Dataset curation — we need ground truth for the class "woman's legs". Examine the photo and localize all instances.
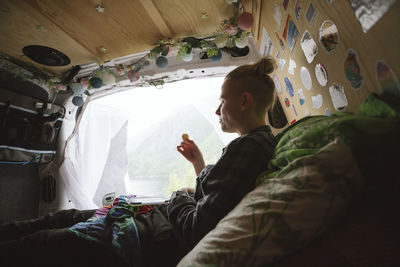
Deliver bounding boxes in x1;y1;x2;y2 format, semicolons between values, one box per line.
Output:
0;209;95;241
0;227;128;267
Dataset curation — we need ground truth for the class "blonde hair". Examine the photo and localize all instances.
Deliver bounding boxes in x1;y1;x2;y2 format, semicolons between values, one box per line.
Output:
225;57;276;115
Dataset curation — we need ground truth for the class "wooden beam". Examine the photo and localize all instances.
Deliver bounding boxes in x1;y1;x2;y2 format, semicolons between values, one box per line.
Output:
139;0;173;38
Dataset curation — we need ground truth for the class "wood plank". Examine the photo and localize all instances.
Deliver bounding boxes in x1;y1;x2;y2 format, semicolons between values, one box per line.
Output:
0;0;98;76
29;0;168;63
139;0;173;37
153;0;234;38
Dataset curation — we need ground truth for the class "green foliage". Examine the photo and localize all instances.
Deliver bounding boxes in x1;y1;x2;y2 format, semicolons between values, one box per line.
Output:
177;43;193;59
160;45;169;57
206;47;219;58
183;37;202;49
0;56;60;93
150;45;164;55
163;171;196;197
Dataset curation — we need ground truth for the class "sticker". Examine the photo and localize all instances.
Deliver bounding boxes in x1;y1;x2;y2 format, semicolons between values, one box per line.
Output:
300;31;318;63
276;50;281;59
284;76;294;97
305;2;317;26
325;108;332;116
305;109;311;116
315;63;328;86
260;27;274;57
292;104;298;116
282;15;299;52
280;58;286;69
274;4;282;26
295;0;302;20
288;58;297;75
312;94;323;109
273;75;283;94
376;61;400;96
284;97;290;107
301;66;312;90
319;20;339;52
349;0;396;33
275;32;285;50
297;88;306;106
329;83;348;110
283;0;289;10
344;49;364;89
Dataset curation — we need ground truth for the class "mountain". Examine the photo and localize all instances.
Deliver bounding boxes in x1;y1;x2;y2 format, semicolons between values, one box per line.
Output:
127;105;225;180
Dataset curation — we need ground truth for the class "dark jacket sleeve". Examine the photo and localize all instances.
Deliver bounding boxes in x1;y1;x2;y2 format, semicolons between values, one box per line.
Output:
167;137;274;249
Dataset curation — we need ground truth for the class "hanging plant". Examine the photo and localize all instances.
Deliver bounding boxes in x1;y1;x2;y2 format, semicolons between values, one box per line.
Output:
70;0;252;92
177;43;193;60
0;54;61;96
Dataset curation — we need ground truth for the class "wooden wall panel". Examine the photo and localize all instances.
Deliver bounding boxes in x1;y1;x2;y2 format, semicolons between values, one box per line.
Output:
30;0;163;63
0;0;235;76
257;0;400;123
0;0;95;75
153;0;234;38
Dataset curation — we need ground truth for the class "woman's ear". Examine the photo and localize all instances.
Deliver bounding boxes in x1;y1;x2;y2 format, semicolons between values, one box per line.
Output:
240;92;253;111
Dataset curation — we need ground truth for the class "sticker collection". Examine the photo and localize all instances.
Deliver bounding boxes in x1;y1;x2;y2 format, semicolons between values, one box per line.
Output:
265;0;398;126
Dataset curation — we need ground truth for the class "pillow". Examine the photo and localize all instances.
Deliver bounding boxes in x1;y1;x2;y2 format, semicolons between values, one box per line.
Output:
178;94;400;266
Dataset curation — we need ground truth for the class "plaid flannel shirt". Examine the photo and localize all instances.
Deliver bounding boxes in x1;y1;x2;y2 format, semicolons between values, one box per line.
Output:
167;125;277;250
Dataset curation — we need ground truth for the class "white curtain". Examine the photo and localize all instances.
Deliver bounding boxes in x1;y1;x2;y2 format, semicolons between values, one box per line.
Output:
54;102;129;210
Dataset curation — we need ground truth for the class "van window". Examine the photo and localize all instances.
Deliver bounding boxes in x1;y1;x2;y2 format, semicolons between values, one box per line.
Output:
93;77;237;198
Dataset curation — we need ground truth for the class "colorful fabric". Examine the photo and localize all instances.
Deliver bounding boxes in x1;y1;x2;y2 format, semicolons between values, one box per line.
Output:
69;195;150;267
167;126;277;250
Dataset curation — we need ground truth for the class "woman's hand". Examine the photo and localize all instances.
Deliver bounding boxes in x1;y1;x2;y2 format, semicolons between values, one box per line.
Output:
178;187;195;196
177;139;205;176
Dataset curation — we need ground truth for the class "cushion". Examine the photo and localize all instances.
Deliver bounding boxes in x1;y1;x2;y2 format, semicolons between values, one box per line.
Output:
178;94;400;266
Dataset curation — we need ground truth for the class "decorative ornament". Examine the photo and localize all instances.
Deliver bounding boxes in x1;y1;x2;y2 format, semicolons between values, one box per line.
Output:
237;12;254;30
56;83;67;92
72;96;84;106
115;64;125;75
284;97;290;107
36;25;47;32
102;72;116;85
71;2;254;94
200;12;208;20
235;32;249;48
161;45;170;57
214;35;228;48
96;5;105;13
315;63;328;86
344;49;363;89
71;82;85;94
80;77;89;89
210;50;222;62
183;50;194;62
89;77;103;88
319;20;339;52
127;69;140;82
155;56;168;69
222;24;238;36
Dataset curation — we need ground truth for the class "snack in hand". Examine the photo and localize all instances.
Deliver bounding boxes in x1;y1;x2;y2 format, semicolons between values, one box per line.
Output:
182;133;189;141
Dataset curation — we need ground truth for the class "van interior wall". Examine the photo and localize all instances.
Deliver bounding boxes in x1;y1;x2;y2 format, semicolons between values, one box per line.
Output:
253;0;399;122
0;164;39;221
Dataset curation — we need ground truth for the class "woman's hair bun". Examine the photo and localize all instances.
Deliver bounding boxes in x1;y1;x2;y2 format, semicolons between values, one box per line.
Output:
254;57;276;75
225;56;276;81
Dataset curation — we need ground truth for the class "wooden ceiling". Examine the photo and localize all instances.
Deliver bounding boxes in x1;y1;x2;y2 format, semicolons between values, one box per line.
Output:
0;0;237;76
